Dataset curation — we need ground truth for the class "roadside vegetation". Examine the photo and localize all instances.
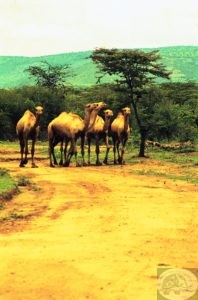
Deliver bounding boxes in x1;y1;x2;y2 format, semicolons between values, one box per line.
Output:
0;168;19;201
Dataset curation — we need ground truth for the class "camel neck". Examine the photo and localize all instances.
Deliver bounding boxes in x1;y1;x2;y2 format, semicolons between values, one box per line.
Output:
85;109;99;131
124;115;130;132
103;117;111;131
33;114;41;128
84;108;92;131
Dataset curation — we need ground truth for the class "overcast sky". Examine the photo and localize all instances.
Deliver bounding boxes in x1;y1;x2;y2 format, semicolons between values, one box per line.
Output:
0;0;197;56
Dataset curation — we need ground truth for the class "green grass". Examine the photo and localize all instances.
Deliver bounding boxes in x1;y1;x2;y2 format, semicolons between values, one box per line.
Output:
150;148;198;165
0;211;30;222
0;169;18;199
17;175;31;187
130;169;198;184
16;175;41;191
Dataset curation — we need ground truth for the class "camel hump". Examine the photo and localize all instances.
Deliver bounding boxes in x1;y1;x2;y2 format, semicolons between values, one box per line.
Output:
58;112;68;118
24;109;32;116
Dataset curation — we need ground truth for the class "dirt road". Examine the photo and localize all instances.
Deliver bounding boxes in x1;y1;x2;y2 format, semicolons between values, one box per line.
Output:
0;151;198;300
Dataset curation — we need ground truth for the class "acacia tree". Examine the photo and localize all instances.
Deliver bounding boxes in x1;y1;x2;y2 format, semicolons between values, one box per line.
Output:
90;48;171;156
25;61;71;90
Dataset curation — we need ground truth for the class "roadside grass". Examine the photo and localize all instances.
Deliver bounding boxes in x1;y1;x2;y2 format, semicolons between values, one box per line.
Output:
130;169;198;184
0;209;31;222
0;168;19;200
17;175;42;191
149;147;198;165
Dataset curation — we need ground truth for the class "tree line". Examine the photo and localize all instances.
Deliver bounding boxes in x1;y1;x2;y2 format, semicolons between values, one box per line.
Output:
0;49;197;157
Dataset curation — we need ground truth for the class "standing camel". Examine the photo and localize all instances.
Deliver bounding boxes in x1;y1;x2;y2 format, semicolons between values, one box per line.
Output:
16;106;44;168
48;101;107;167
111;107;131;165
87;109;113;165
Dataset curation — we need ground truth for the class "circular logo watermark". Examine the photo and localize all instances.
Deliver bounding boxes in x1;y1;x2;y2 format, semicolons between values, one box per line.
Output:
157;268;198;300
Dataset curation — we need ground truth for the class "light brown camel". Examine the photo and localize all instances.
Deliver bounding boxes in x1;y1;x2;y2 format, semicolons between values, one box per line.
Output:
16;106;44;168
48;101;107;167
87;109;114;165
111;107;131;165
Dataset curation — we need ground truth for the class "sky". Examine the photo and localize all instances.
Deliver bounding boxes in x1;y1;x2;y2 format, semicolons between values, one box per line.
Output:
0;0;197;56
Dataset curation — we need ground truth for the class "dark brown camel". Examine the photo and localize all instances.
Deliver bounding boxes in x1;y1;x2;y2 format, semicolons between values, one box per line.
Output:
87;109;114;165
48;102;107;167
16;106;43;167
111;107;131;165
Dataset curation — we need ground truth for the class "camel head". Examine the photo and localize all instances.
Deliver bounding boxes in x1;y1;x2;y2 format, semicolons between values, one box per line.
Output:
104;109;114;119
35;106;44;116
122;107;131;116
84;102;99;112
93;101;107;112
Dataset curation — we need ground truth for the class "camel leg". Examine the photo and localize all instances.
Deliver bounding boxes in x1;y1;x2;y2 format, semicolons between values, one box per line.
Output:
117;142;122;164
59;140;64;166
19;138;25;167
120;138;128;165
31;139;38;168
113;138;117;165
48;138;57;167
117;136;122;164
87;137;91;165
23;135;29;165
63;139;69;166
95;136;102;166
103;133;110;165
73;138;81;167
80;134;87;166
64;138;76;167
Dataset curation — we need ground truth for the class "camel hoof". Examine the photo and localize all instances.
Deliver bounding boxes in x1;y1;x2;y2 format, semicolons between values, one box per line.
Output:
19;164;25;168
118;158;123;164
23;159;28;165
31;164;38;168
103;159;108;165
59;160;63;166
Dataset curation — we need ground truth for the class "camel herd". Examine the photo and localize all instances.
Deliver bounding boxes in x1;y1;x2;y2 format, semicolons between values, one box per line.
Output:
16;102;131;168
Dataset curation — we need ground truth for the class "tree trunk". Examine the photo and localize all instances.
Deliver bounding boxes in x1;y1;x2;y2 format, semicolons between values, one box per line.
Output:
139;128;147;157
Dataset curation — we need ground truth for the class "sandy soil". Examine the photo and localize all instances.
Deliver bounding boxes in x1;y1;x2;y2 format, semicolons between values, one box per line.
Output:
0;147;198;300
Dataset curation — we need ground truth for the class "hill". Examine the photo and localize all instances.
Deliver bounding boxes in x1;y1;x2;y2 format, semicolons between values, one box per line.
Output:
0;46;197;88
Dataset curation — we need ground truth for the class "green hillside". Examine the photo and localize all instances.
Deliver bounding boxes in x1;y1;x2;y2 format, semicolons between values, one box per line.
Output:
0;46;197;88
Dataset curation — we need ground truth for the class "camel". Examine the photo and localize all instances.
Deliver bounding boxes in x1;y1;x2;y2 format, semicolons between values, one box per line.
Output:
16;106;44;168
111;107;131;165
48;101;107;167
87;109;113;165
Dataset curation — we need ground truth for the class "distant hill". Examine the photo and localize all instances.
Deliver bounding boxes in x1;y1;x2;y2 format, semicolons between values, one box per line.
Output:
0;46;197;88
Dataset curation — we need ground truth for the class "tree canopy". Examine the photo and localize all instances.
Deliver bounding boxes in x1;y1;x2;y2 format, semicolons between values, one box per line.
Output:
91;48;171;156
25;61;72;90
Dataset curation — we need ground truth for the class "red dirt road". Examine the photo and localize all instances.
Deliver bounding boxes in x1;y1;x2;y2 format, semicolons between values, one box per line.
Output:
0;152;198;299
